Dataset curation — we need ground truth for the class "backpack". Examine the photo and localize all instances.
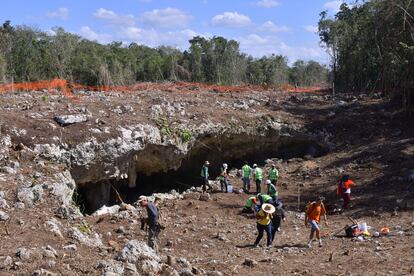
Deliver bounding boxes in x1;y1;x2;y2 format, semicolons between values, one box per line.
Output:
345;224;358;237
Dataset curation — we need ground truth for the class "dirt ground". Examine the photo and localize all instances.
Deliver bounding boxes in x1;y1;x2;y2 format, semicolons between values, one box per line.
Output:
0;85;413;275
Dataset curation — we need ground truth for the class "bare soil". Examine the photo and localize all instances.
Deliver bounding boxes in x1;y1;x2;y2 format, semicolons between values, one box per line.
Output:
0;85;413;275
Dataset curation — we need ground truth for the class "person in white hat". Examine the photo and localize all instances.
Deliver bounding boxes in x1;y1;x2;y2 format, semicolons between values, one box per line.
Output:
138;195;160;252
200;161;212;193
265;179;278;202
253;203;275;248
252;164;263;193
219;163;229;192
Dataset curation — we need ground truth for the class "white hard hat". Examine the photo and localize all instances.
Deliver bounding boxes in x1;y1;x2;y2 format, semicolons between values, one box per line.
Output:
265;180;271;185
223;163;228;168
253;164;257;168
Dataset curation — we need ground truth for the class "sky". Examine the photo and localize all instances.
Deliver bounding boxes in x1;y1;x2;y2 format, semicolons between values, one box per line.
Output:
0;0;349;64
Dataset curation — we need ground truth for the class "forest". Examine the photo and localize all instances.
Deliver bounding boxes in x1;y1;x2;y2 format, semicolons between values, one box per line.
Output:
0;21;327;87
318;0;414;111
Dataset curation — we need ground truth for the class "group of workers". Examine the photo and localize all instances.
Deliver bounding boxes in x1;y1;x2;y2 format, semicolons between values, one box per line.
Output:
138;160;356;252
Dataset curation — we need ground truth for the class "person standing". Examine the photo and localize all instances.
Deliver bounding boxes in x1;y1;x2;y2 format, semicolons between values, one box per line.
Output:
241;161;252;193
305;197;328;248
268;164;279;185
271;200;286;242
336;175;355;209
254;203;275;248
200;161;212;193
219;163;229;193
138;196;160;252
265;179;278;202
253;164;263;193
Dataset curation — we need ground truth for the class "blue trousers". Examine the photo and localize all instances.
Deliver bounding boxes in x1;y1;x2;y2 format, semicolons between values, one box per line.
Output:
254;223;272;246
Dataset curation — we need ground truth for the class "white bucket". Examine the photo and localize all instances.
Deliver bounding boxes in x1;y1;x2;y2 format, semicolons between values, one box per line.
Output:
227;185;233;193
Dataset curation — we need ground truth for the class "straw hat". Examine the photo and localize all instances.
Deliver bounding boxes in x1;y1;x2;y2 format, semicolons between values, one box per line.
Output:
261;203;275;214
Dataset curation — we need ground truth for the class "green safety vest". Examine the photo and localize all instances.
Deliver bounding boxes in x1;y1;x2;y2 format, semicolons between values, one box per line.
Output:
259;194;272;203
245;196;256;208
200;165;209;178
269;168;279;180
255;168;263;181
218;168;227;181
242;165;251;178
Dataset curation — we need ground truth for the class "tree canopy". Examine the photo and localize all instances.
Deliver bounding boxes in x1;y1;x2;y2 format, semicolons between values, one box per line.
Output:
0;21;328;87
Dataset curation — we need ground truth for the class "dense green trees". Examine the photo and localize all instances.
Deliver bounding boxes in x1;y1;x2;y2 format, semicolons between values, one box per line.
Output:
0;21;328;87
318;0;414;105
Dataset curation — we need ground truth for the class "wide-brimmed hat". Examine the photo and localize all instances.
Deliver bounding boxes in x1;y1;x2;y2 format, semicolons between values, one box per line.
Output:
262;203;275;214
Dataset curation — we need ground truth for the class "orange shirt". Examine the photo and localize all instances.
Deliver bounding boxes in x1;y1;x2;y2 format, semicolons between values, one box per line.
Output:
306;203;326;223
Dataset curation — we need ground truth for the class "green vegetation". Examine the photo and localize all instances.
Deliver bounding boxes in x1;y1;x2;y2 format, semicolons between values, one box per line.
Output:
0;21;327;87
318;0;414;113
178;129;192;143
155;116;193;143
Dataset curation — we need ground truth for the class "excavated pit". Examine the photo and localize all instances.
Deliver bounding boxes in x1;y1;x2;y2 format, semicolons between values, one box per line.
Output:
74;133;328;214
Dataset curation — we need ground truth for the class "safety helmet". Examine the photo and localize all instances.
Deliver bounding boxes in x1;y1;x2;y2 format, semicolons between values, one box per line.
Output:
253;164;257;168
265;180;271;185
223;163;228;168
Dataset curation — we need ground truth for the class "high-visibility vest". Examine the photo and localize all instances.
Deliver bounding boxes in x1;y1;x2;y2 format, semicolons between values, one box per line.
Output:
259;194;272;203
269;168;279;180
242;165;251;178
255;168;263;181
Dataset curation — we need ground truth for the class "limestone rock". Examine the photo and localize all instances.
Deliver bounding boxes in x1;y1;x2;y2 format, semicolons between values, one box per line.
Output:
44;218;63;238
69;227;103;247
54;114;88;126
117;240;161;275
0;256;13;270
92;205;120;216
0;210;9;221
242;258;257;267
199;193;210;202
96;260;124;275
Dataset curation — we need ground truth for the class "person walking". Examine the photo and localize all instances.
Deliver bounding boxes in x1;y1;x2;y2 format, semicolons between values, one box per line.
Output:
219;163;229;193
200;161;212;193
336;175;355;209
254;203;275;248
271;200;286;242
305;196;328;248
265;179;278;202
241;161;252;193
138;196;160;252
268;164;279;185
253;164;263;193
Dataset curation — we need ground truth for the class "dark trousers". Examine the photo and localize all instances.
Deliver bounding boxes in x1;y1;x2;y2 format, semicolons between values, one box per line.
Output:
202;177;211;192
271;216;282;241
255;180;262;193
220;178;229;192
270;179;277;185
343;193;351;209
254;223;272;246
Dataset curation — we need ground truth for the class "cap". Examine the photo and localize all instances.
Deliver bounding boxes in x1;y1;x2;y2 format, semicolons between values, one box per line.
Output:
138;195;148;203
265;180;271;185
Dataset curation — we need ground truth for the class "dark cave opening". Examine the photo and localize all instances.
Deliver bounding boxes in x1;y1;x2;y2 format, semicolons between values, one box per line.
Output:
74;135;328;215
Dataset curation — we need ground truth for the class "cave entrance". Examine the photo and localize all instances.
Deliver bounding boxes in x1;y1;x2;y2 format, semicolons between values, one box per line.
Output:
74;134;327;215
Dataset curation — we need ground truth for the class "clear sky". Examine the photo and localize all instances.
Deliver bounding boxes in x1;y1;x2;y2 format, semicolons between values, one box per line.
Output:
0;0;349;64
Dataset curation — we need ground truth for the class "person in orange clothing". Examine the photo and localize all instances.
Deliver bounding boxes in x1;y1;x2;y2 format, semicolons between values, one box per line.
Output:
305;197;328;248
336;175;356;209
